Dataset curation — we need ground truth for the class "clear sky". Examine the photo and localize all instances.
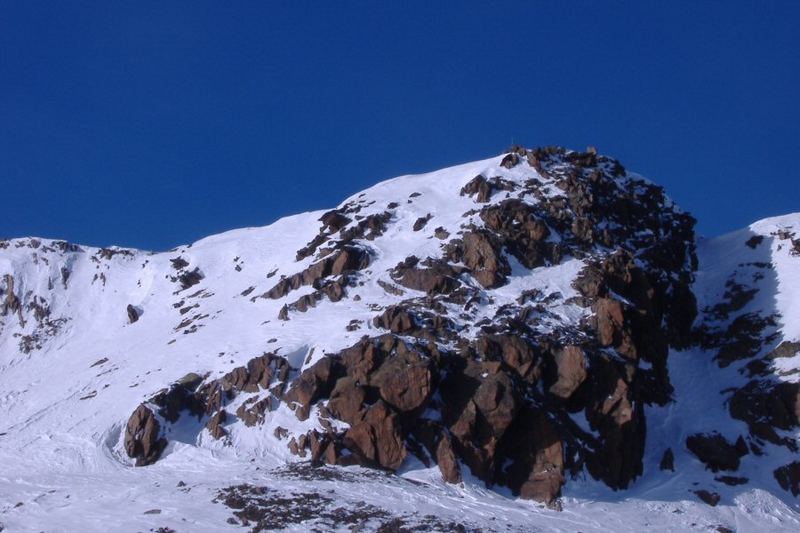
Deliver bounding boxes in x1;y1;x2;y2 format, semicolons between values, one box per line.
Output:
2;1;798;251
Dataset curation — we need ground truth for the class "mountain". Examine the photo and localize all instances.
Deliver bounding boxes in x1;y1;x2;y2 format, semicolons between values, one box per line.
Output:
1;146;798;532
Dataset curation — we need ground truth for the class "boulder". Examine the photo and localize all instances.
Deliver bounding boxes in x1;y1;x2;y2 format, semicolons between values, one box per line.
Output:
124;405;167;466
126;304;140;324
460;174;493;202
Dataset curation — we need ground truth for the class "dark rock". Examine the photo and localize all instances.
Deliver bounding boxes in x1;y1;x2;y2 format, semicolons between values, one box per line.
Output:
659;448;675;471
499;407;564;506
169;257;189;270
278;305;289;321
584;357;645;489
745;235;764;249
126;304;140;324
2;275;20;315
774;462;800;496
694;490;721;506
686;433;744;472
412;214;432;231
500;153;520;169
236;397;273;427
326;376;367;424
177;268;204;290
715;475;748;486
480;200;554;269
476;334;541;383
729;380;800;445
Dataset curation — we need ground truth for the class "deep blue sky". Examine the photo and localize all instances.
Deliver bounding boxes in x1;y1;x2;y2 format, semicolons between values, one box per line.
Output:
2;2;798;251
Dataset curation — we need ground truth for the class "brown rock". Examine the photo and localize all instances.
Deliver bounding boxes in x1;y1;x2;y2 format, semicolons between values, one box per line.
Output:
319;209;352;233
413;214;432;231
584;357;644;489
206;410;227;439
124;405;167;466
344;400;407;470
370;351;434;413
284;357;344;421
548;346;587;399
594;298;637;359
500;153;520;169
236;396;273;426
326;377;367;424
373;305;415;334
480;199;552;268
2;274;20;315
341;339;385;383
461;231;510;289
460;175;493;203
436;432;462;483
476;334;540;383
391;257;461;295
517;411;565;506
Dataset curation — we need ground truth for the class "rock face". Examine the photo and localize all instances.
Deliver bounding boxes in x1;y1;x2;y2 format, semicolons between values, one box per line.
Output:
115;146;701;506
257;146;698;505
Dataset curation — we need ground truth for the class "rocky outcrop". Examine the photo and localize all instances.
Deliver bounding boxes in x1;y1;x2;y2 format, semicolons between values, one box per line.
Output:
124;404;166;466
480;199;556;268
263;246;370;300
119;146;701;507
445;230;510;289
729;380;800;447
124;353;291;464
390;256;462;295
774;462;800;496
686;433;747;472
2;274;20;316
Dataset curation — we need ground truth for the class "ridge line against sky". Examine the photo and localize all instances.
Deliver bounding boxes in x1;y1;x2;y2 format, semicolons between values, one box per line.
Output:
1;1;798;251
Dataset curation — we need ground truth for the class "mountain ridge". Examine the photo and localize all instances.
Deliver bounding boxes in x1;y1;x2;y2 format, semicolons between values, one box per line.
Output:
1;146;798;532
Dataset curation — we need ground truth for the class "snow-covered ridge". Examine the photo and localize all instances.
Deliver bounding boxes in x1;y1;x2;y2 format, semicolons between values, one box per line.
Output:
1;147;798;532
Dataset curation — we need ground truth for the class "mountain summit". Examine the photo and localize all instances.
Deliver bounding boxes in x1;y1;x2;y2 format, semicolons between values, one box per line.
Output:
1;147;799;532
